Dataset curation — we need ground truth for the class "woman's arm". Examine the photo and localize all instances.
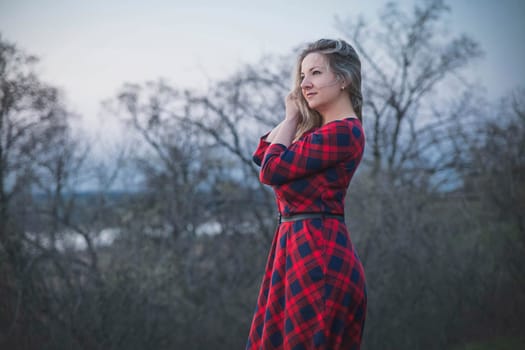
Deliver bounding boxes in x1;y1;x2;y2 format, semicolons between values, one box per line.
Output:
265;121;283;143
270;118;298;147
254;90;300;167
269;91;300;146
259;119;364;185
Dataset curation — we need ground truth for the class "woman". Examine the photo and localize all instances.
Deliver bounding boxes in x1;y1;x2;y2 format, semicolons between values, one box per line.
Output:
246;39;367;350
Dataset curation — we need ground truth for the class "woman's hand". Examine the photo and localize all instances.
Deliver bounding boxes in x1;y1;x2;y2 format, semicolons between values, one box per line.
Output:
285;89;301;122
266;90;301;147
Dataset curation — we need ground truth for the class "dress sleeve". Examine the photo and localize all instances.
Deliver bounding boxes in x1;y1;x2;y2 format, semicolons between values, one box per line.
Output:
252;131;271;166
259;120;364;185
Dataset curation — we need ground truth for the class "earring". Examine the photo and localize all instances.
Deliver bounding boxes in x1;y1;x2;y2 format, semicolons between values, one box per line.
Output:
341;86;345;91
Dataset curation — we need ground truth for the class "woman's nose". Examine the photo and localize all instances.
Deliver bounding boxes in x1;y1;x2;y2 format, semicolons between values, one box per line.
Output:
300;77;312;89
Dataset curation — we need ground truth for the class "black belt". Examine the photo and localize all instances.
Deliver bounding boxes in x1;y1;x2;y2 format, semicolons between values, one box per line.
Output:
278;212;344;224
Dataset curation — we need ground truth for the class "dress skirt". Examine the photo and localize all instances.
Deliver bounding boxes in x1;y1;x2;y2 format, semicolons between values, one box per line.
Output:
245;216;367;350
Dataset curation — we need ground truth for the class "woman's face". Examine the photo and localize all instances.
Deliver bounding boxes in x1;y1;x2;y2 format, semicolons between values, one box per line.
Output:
300;52;343;112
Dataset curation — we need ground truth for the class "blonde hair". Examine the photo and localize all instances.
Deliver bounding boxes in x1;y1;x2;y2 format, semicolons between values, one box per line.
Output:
293;38;363;140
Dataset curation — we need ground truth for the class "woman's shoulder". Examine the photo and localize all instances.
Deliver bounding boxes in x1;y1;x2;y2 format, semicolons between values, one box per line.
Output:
318;116;361;132
326;116;360;125
296;117;361;143
318;117;364;143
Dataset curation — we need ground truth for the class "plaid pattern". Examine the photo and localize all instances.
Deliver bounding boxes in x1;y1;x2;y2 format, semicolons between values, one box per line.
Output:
247;118;367;349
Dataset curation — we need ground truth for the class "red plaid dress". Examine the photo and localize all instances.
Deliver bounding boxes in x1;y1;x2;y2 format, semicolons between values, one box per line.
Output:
246;117;367;350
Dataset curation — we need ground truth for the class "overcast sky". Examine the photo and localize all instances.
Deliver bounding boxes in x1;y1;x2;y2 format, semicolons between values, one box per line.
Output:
1;0;524;139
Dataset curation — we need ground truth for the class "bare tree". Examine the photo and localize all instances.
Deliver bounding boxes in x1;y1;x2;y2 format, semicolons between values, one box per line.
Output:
461;88;525;289
337;0;484;188
104;80;223;241
0;35;71;249
0;34;102;349
176;57;296;241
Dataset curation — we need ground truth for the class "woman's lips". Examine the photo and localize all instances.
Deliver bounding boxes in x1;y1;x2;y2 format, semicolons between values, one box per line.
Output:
305;92;317;99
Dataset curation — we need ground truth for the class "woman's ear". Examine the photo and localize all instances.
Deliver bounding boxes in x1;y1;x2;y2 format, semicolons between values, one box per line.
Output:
340;78;346;90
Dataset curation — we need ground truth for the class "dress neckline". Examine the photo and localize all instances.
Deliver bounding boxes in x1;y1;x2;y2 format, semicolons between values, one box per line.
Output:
321;116;360;127
297;117;360;141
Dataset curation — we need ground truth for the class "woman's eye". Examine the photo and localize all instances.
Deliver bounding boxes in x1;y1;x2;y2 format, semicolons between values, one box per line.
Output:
313;70;321;75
